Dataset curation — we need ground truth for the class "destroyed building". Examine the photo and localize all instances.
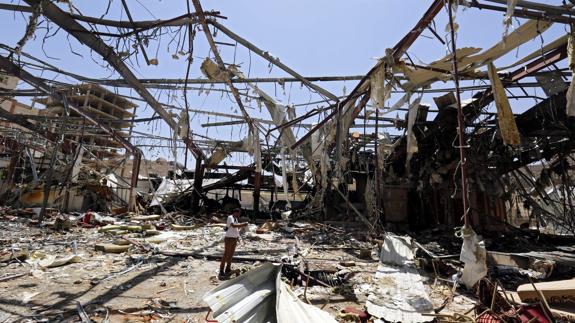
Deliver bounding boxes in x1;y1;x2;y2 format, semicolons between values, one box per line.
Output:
1;0;575;322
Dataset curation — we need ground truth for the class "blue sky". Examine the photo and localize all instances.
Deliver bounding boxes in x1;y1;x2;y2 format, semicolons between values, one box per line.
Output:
0;1;569;167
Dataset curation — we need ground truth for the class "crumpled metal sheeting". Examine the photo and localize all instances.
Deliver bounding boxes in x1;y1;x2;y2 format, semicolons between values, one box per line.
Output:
380;235;416;267
204;263;277;323
203;263;337;323
366;264;434;323
276;275;337;323
487;62;521;146
367;235;433;322
402;19;553;90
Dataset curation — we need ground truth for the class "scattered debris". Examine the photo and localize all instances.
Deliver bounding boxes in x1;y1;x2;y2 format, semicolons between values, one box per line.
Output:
1;1;575;322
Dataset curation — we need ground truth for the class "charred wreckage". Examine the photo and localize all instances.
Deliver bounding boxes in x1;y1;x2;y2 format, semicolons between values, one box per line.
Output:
1;1;575;322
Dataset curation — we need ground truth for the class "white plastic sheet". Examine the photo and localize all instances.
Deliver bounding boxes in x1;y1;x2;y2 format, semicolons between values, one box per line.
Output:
458;226;487;289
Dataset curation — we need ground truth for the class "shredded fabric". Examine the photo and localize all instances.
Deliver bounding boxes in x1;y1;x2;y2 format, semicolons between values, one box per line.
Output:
177;110;189;138
504;0;519;32
487;62;521;146
567;31;575;117
370;62;389;109
458;226;487;289
206;146;227;168
200;58;227;81
406;97;422;170
385;92;412;115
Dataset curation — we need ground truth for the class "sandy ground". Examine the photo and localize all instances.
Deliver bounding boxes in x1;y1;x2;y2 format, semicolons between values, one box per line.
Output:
0;216;382;322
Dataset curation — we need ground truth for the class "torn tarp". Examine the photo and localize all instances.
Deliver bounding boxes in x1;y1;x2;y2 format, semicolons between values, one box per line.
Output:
457;226;487;289
243;128;263;173
150;177;222;207
205;146;228;168
380;234;416;266
178;109;189;138
203;263;336;323
370;62;390;109
150;178;194;207
403;19;553;90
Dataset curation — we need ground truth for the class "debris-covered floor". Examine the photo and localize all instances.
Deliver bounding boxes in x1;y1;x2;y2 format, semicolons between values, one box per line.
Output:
3;208;575;322
2;210;388;322
2;0;575;322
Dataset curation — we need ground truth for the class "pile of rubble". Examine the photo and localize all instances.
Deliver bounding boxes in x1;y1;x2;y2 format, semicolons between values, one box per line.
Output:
1;208;574;322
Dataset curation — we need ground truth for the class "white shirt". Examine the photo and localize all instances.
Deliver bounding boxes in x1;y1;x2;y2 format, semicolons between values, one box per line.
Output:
225;215;240;238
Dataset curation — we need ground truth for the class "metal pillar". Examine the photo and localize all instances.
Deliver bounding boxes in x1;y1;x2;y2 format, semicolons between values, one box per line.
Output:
128;151;141;211
253;171;262;214
191;157;204;211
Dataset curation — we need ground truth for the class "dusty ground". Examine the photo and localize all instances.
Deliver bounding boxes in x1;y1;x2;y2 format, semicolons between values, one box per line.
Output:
0;215;381;322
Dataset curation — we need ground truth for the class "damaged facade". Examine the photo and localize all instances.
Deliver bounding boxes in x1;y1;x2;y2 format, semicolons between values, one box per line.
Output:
1;0;575;322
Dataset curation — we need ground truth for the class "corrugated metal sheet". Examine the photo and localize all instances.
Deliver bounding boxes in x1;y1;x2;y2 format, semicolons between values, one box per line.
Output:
366;264;434;323
203;263;336;323
366;235;433;323
150;178;220;206
276;276;336;323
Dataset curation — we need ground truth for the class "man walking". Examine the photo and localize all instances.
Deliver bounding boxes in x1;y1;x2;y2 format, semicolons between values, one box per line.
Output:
219;208;248;278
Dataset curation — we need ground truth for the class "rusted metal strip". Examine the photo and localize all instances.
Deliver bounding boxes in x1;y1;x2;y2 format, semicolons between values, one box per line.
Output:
191;1;255;130
509;44;568;81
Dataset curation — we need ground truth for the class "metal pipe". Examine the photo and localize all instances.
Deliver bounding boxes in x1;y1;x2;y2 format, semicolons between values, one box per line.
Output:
463;0;575;24
22;0;206;161
103;75;365;85
192;0;261;211
209;20;339;101
448;0;470;227
481;0;575;17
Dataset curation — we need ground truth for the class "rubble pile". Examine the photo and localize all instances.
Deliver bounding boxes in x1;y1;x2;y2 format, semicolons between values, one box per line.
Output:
1;0;575;322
